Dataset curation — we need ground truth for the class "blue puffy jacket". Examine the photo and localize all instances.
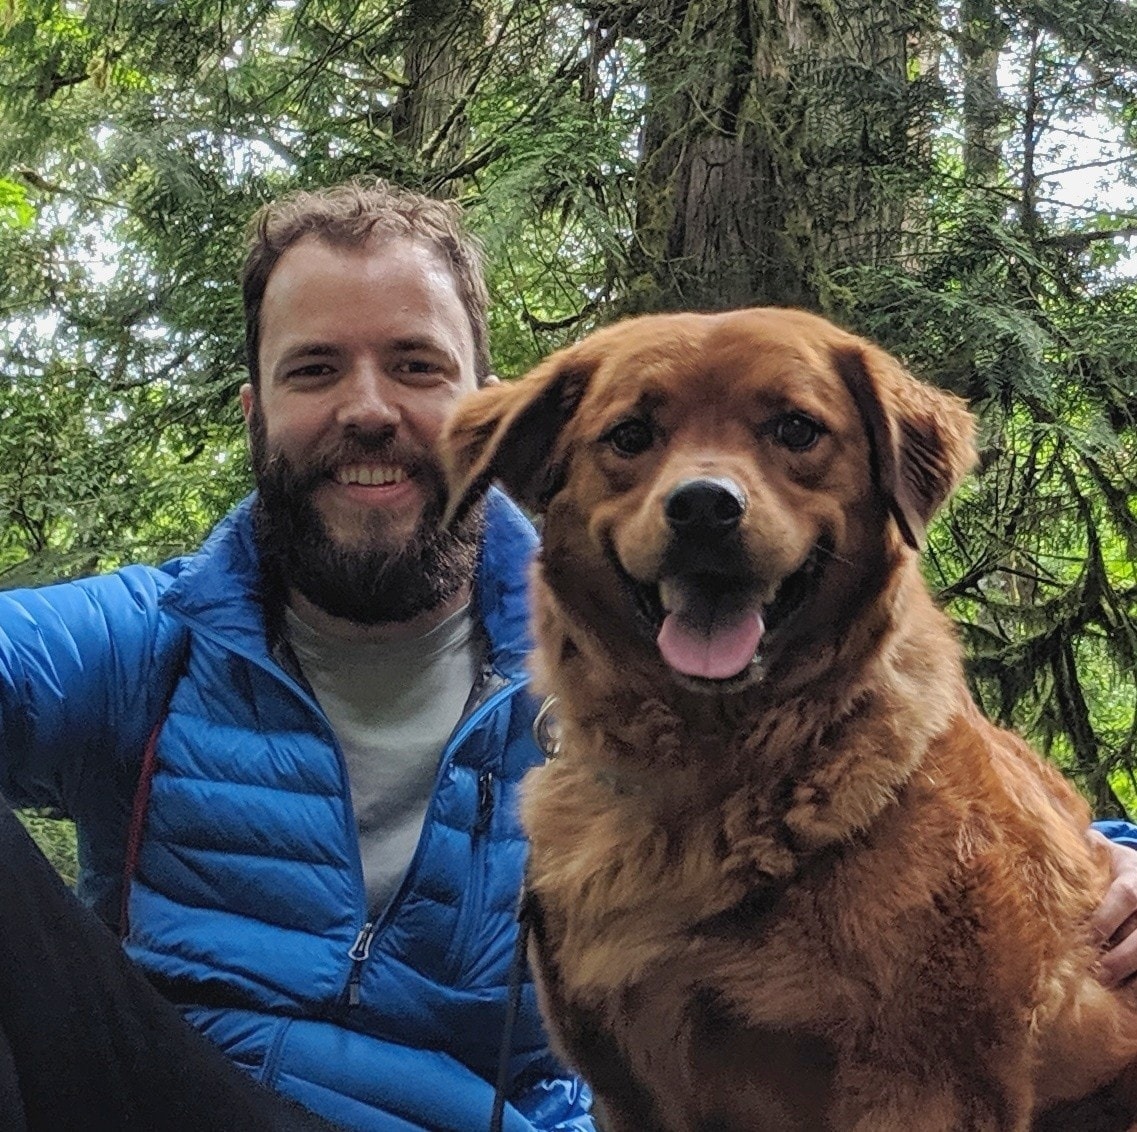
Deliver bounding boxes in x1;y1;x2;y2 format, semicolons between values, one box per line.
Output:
0;489;593;1132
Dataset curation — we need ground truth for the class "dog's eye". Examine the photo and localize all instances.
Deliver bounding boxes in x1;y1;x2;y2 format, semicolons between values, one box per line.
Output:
773;413;824;452
604;419;654;457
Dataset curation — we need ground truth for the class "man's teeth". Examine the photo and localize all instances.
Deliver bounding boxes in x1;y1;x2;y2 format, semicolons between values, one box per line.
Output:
335;465;408;486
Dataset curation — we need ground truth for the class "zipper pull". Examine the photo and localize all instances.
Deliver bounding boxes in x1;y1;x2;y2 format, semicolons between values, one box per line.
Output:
346;920;374;1007
348;921;374;962
475;770;495;834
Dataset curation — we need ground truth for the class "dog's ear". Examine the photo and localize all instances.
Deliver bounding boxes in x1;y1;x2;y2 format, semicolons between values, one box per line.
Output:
441;349;593;525
833;344;977;550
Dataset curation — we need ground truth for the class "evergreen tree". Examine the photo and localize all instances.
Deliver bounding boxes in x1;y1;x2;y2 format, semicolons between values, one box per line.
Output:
1;0;1135;828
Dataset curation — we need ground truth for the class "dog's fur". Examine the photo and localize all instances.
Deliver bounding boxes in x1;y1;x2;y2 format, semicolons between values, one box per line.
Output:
442;307;1137;1131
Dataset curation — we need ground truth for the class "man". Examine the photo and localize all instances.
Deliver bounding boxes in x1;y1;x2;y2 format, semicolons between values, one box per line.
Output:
0;177;1135;1131
0;180;591;1130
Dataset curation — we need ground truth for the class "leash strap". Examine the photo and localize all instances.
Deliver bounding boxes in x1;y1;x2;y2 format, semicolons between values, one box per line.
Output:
492;697;560;1128
490;887;536;1132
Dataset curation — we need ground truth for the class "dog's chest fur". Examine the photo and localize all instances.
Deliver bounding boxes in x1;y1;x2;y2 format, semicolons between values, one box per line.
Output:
524;743;1045;1132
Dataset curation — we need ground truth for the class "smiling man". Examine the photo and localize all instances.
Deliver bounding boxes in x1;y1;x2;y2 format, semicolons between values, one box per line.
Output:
247;232;486;632
0;180;592;1131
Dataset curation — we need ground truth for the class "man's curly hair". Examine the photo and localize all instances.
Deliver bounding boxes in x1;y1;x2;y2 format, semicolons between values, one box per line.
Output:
242;178;491;388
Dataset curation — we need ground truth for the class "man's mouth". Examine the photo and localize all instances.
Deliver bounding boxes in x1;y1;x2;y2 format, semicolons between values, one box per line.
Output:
621;544;827;685
334;464;409;486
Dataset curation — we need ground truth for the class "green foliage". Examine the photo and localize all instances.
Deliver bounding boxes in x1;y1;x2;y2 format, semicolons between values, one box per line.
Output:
0;0;1135;818
18;811;78;888
0;177;34;227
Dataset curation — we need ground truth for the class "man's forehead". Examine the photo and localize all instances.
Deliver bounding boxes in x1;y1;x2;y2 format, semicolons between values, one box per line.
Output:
259;234;462;325
272;230;451;276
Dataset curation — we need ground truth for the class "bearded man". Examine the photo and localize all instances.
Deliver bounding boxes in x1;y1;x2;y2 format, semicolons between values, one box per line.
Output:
0;179;593;1131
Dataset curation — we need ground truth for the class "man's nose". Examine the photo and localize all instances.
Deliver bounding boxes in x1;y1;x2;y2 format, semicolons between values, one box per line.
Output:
336;363;401;430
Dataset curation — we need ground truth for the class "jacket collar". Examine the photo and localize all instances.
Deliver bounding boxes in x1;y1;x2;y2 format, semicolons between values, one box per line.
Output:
160;488;537;680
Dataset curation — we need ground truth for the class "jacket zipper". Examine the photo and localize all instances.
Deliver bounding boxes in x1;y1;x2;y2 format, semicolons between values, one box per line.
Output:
340;680;522;1007
475;769;496;835
345;920;377;1007
442;768;497;976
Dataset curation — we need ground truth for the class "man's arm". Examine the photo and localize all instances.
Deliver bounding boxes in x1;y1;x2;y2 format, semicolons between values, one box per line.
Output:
0;566;181;815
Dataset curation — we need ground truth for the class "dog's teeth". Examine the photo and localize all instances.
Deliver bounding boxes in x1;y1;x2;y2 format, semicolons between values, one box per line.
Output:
659;579;678;612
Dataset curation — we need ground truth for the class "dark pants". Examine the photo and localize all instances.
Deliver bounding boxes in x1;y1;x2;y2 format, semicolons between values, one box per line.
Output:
0;804;340;1131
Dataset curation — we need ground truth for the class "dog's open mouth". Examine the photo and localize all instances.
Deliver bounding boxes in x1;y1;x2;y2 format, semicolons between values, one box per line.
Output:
629;545;826;683
654;577;765;680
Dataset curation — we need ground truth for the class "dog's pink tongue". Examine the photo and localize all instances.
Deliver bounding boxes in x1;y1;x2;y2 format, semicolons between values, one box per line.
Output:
657;610;765;680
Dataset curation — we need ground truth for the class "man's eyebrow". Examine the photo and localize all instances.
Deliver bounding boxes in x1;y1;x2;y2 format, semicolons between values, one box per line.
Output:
390;336;448;354
276;342;339;365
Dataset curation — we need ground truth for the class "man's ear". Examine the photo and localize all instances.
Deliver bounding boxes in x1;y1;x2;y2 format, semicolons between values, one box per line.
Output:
240;382;255;428
833;344;977;549
441;348;593;526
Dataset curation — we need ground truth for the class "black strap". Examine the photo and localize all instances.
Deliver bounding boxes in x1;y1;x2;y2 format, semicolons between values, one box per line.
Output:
490;887;536;1132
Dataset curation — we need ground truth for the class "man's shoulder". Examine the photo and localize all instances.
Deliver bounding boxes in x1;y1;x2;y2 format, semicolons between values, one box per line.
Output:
479;489;539;590
0;560;178;613
483;488;539;551
0;563;189;742
153;499;266;632
0;565;189;673
475;490;539;675
0;503;252;643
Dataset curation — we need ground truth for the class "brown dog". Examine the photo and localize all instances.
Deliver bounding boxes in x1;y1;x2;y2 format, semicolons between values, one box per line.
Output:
442;308;1137;1131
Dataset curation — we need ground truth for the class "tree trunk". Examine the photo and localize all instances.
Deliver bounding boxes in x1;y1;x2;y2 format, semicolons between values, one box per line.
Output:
959;0;1006;185
625;0;927;313
390;0;486;182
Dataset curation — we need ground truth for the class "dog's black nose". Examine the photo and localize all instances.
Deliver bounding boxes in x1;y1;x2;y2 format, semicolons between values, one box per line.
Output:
664;478;746;535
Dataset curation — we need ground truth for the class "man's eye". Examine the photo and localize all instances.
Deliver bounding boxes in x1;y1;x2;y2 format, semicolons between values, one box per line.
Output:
288;364;334;380
772;412;824;452
398;360;444;380
603;419;654;457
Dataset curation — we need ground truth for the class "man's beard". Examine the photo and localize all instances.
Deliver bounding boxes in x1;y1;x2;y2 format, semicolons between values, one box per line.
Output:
248;405;485;626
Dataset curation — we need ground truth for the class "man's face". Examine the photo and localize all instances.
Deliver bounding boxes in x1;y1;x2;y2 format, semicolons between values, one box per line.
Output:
243;234;485;625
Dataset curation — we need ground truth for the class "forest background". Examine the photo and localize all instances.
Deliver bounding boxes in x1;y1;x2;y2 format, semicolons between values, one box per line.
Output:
2;0;1136;881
